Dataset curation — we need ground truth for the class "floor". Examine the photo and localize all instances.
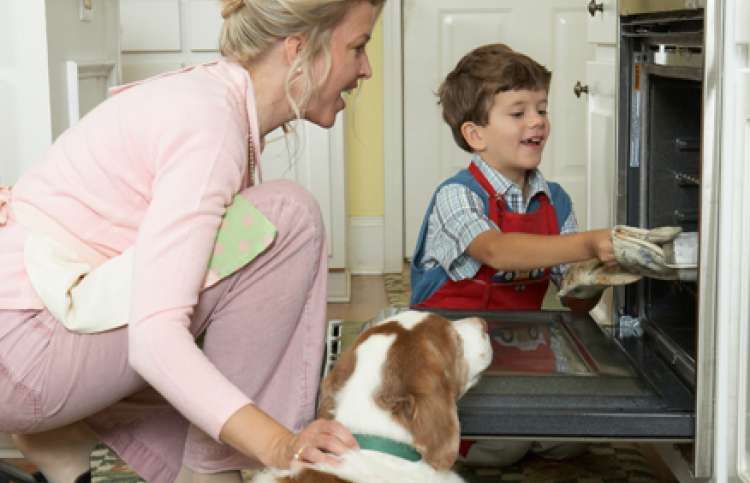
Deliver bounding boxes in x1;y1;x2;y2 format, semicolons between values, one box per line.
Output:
1;274;680;482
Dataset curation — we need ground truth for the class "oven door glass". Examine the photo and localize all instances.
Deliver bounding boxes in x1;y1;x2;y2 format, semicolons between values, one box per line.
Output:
430;309;694;439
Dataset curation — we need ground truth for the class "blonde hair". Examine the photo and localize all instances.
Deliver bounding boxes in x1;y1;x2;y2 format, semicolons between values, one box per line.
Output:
220;0;385;119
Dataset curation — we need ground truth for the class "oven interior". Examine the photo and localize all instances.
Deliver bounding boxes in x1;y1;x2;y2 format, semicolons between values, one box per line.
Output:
618;9;704;392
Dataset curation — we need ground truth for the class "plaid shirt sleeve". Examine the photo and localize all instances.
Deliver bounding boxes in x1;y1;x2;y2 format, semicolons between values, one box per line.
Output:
550;210;579;288
421;183;497;281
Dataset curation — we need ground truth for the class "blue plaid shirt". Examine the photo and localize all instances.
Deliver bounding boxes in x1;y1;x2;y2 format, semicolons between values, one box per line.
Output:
420;156;578;287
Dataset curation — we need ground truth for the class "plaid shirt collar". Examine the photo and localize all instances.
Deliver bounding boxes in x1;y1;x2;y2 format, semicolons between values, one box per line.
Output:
471;154;552;212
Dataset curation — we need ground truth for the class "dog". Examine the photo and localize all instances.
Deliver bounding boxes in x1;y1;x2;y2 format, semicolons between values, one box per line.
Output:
252;310;492;483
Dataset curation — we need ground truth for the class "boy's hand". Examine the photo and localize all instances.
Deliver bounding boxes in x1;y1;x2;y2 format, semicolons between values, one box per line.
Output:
588;229;616;266
557;258;641;300
611;225;682;279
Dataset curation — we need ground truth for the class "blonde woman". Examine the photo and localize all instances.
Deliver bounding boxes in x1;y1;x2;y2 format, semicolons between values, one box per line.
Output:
0;1;384;482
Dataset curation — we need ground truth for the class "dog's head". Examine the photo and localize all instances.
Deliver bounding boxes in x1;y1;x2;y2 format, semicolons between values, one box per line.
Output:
319;311;492;470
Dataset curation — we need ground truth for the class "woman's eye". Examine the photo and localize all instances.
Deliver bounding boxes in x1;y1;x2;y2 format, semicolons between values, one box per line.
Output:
355;45;367;54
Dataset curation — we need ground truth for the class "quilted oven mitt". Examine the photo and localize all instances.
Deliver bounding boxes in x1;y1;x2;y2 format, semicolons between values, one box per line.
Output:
612;225;682;280
558;258;641;299
558;225;683;299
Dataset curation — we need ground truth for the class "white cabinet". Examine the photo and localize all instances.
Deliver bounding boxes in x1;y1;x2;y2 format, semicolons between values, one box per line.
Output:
119;0;350;301
403;0;609;253
0;0;120;457
586;0;616;44
0;0;120;185
584;0;617;231
730;0;750;480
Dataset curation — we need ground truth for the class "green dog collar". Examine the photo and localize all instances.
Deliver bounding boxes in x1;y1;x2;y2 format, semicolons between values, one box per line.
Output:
353;433;422;462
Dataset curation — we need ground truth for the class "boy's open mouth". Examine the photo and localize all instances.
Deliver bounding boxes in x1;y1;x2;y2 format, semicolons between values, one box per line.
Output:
521;136;543;146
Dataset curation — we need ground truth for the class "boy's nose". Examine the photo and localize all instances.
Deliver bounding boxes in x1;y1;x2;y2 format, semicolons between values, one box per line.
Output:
528;113;546;127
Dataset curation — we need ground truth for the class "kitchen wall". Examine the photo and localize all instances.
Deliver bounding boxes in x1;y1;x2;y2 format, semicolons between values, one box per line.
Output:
344;16;387;274
345;17;384;219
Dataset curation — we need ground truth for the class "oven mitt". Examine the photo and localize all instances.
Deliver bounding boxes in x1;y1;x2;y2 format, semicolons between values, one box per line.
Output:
559;225;683;299
558;258;642;299
612;225;682;280
24;193;276;333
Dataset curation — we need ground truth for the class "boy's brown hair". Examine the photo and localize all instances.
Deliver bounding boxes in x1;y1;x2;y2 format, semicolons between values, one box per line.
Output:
438;43;552;152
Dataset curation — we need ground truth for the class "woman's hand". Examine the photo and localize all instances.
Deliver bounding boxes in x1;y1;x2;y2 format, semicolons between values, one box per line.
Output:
271;419;359;469
220;405;358;470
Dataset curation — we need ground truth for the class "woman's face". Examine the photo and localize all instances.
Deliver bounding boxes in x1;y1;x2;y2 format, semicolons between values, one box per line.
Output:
304;2;378;128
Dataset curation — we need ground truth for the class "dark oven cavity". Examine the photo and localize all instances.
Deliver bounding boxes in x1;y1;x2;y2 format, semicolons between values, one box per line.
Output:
617;8;704;389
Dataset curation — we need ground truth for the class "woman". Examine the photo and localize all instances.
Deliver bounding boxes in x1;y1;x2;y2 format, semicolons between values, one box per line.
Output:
0;1;385;482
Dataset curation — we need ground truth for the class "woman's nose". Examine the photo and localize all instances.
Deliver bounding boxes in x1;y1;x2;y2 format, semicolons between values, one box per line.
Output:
360;54;372;79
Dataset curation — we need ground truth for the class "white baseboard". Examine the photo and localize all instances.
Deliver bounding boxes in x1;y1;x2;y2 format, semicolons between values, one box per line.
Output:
327;269;351;303
348;216;384;275
0;432;21;458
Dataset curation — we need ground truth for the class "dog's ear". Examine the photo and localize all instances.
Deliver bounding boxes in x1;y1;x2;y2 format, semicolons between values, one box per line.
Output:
375;315;467;470
377;382;460;469
375;391;417;421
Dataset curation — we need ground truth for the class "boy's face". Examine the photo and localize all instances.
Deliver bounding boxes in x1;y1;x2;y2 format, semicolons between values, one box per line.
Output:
465;88;550;184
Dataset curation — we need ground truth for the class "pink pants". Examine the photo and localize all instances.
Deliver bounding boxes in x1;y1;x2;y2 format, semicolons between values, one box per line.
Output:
0;180;328;483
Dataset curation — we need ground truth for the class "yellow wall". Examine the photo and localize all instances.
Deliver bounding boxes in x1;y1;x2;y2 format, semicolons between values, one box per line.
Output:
344;17;384;217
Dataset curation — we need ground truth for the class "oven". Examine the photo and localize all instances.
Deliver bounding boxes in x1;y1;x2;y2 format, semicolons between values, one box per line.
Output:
436;0;717;478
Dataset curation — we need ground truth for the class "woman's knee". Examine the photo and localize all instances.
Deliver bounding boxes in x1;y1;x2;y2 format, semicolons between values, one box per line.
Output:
240;180;324;242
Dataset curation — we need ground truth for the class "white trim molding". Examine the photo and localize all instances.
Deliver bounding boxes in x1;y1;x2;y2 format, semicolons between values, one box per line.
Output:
65;60;117;127
382;0;404;273
327;270;351;303
348;216;385;275
0;433;21;459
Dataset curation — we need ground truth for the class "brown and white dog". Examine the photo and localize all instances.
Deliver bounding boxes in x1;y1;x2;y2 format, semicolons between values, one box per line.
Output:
252;310;492;483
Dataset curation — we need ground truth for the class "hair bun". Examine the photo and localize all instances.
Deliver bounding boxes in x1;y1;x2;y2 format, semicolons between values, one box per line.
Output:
221;0;245;19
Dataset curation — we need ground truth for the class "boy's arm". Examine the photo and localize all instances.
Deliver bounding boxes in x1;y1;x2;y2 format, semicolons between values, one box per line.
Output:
466;229;614;272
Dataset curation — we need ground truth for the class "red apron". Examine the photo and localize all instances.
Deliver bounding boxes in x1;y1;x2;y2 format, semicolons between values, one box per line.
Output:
416;162;559;310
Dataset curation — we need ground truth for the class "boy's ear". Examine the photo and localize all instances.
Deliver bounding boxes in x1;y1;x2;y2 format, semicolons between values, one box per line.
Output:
460;122;486;152
282;34;305;66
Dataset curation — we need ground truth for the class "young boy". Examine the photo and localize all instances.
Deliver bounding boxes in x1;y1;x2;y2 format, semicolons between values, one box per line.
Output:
411;43;614;313
409;43;614;466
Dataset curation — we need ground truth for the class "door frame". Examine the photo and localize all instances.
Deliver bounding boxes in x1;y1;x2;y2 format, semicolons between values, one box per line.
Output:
383;0;404;272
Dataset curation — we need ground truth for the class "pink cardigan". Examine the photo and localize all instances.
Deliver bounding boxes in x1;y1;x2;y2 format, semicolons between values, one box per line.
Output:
0;59;262;441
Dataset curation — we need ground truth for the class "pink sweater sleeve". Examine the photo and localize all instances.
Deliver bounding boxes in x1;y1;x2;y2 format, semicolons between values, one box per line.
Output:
125;90;254;441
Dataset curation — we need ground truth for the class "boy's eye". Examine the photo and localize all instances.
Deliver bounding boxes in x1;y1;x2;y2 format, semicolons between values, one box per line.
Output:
538;110;548;115
511;112;524;118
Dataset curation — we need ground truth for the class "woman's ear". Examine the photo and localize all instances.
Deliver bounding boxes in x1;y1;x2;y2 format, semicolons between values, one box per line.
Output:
282;34;305;66
460;122;486;152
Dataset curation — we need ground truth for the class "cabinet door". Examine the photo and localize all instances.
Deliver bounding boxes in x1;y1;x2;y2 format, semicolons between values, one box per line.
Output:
119;0;349;300
0;0;120;185
586;0;616;45
737;1;750;479
583;0;616;325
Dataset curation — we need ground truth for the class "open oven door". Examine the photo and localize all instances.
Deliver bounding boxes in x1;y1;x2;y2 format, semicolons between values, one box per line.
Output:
428;309;695;441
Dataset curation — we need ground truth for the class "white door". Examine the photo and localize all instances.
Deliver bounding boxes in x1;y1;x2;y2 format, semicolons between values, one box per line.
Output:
403;0;596;256
584;0;616;231
0;0;120;185
581;0;616;334
0;0;120;456
119;0;350;301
